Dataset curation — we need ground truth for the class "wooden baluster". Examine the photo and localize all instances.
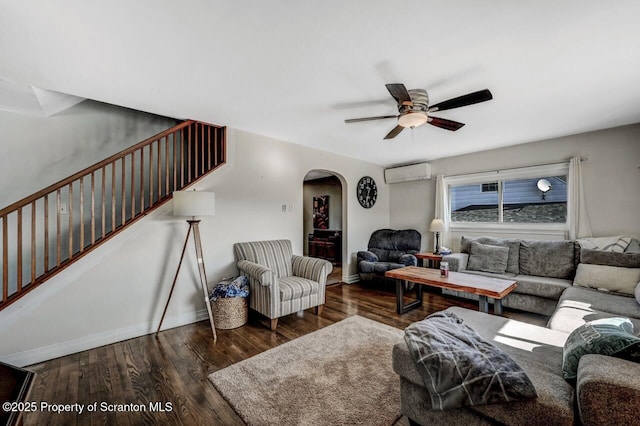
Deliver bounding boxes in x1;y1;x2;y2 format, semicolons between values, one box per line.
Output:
149;143;154;207
31;201;36;284
102;166;106;239
2;214;7;302
121;157;126;226
222;127;227;164
188;125;192;183
111;162;116;232
91;173;96;245
44;194;49;272
207;125;212;170
140;147;145;212
56;190;61;267
156;139;161;202
164;136;170;196
68;183;73;260
131;152;136;219
194;123;199;179
79;178;84;252
181;128;185;187
214;126;218;166
17;209;22;291
173;132;178;191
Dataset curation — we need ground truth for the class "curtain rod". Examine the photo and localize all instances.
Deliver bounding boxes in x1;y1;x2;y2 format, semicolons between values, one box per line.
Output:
443;157;588;179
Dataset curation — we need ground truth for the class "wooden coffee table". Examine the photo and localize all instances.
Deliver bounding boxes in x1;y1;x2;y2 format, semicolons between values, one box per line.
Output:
385;266;518;315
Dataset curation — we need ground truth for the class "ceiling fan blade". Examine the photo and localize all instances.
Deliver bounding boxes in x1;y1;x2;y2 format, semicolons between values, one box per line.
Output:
344;115;398;123
428;116;465;131
383;125;404;140
428;89;493;112
385;83;412;105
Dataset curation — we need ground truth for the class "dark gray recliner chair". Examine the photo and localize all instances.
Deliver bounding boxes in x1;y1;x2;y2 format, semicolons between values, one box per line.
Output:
357;229;421;281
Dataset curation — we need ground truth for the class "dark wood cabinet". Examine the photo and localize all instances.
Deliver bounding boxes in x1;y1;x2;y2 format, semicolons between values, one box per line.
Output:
308;230;342;265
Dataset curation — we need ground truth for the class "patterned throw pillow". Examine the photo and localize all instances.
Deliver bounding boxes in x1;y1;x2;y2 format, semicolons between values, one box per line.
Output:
562;317;640;380
577;236;632;253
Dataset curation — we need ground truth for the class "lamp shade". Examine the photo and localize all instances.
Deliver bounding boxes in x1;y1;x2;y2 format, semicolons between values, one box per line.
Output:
172;190;215;217
429;218;445;232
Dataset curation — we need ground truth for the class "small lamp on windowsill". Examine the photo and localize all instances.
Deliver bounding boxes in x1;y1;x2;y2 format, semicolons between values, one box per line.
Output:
429;218;445;255
156;189;217;341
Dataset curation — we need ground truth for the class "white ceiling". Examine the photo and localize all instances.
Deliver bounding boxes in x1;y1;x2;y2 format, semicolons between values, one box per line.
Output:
1;1;639;167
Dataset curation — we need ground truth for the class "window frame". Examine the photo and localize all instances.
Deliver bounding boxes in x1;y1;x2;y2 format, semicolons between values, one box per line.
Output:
444;163;570;233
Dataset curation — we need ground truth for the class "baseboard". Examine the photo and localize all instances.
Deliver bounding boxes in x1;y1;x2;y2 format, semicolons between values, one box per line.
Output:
343;274;360;284
0;309;209;368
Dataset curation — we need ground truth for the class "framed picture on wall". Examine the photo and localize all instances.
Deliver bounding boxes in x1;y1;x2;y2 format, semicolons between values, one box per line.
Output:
313;195;329;229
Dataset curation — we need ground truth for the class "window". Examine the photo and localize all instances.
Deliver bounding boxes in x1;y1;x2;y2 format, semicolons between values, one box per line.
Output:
481;182;498;192
445;163;569;228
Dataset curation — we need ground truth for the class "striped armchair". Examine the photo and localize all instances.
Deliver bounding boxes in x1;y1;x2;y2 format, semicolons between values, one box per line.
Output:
234;240;333;331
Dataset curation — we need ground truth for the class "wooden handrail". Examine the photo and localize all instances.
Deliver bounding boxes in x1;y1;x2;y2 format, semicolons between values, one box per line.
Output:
1;120;226;310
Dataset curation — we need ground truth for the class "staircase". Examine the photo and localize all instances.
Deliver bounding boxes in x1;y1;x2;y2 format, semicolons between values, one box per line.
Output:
0;120;226;311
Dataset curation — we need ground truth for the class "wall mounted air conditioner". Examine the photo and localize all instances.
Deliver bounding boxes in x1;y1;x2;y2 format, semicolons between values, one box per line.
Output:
384;162;432;184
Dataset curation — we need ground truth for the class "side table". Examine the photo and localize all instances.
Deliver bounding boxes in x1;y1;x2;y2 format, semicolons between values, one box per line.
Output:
415;252;443;269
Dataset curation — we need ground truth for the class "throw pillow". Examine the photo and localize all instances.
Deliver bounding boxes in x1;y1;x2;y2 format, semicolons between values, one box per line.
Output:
636;283;640;306
404;311;537;410
573;263;640;295
460;236;520;274
562;317;640;380
519;240;576;279
580;248;640;268
467;242;509;274
577;236;632;253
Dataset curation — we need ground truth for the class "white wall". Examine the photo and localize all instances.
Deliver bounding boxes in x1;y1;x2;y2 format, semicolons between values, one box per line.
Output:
0;100;178;208
390;123;640;251
0;128;388;366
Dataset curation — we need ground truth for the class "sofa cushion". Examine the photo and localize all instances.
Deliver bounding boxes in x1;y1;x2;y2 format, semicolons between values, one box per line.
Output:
393;307;574;425
573;263;640;295
636;283;640;306
580;248;640;268
547;287;640;333
562;317;640;379
461;236;520;274
513;275;572;299
358;260;405;274
519;239;576;279
467;242;509;274
278;276;319;301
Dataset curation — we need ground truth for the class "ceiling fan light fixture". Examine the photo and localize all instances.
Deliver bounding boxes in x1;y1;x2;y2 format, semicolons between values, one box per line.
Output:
398;112;428;128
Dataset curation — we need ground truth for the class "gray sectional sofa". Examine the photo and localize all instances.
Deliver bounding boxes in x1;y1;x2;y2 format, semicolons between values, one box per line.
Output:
392;236;640;425
393;306;640;425
442;236;640;319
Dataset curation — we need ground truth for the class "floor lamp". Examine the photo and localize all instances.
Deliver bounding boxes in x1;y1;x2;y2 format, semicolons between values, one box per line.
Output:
156;190;217;341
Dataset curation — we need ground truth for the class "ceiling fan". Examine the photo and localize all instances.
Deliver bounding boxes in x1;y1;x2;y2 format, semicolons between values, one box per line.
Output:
344;84;493;140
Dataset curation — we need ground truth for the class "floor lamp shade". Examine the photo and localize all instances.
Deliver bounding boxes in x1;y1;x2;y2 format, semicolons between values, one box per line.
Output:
173;191;215;217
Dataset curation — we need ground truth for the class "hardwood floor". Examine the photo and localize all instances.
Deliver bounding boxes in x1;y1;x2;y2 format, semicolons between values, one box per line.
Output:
22;282;548;425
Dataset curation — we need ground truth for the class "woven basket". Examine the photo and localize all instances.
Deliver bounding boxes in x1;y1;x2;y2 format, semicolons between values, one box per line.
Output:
211;297;248;329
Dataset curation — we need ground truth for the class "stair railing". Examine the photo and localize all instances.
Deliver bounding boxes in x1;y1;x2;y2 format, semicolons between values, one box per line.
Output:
0;120;226;310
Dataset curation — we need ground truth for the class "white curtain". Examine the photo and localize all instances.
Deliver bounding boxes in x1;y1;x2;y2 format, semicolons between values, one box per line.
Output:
568;156;592;239
434;174;449;247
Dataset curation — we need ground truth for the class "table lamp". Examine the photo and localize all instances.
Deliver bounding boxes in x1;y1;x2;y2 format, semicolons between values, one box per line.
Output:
429;218;445;254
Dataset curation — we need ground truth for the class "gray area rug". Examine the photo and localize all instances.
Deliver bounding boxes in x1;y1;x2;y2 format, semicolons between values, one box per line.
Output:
209;315;404;426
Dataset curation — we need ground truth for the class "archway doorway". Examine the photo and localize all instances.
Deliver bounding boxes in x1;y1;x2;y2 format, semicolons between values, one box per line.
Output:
302;170;346;285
